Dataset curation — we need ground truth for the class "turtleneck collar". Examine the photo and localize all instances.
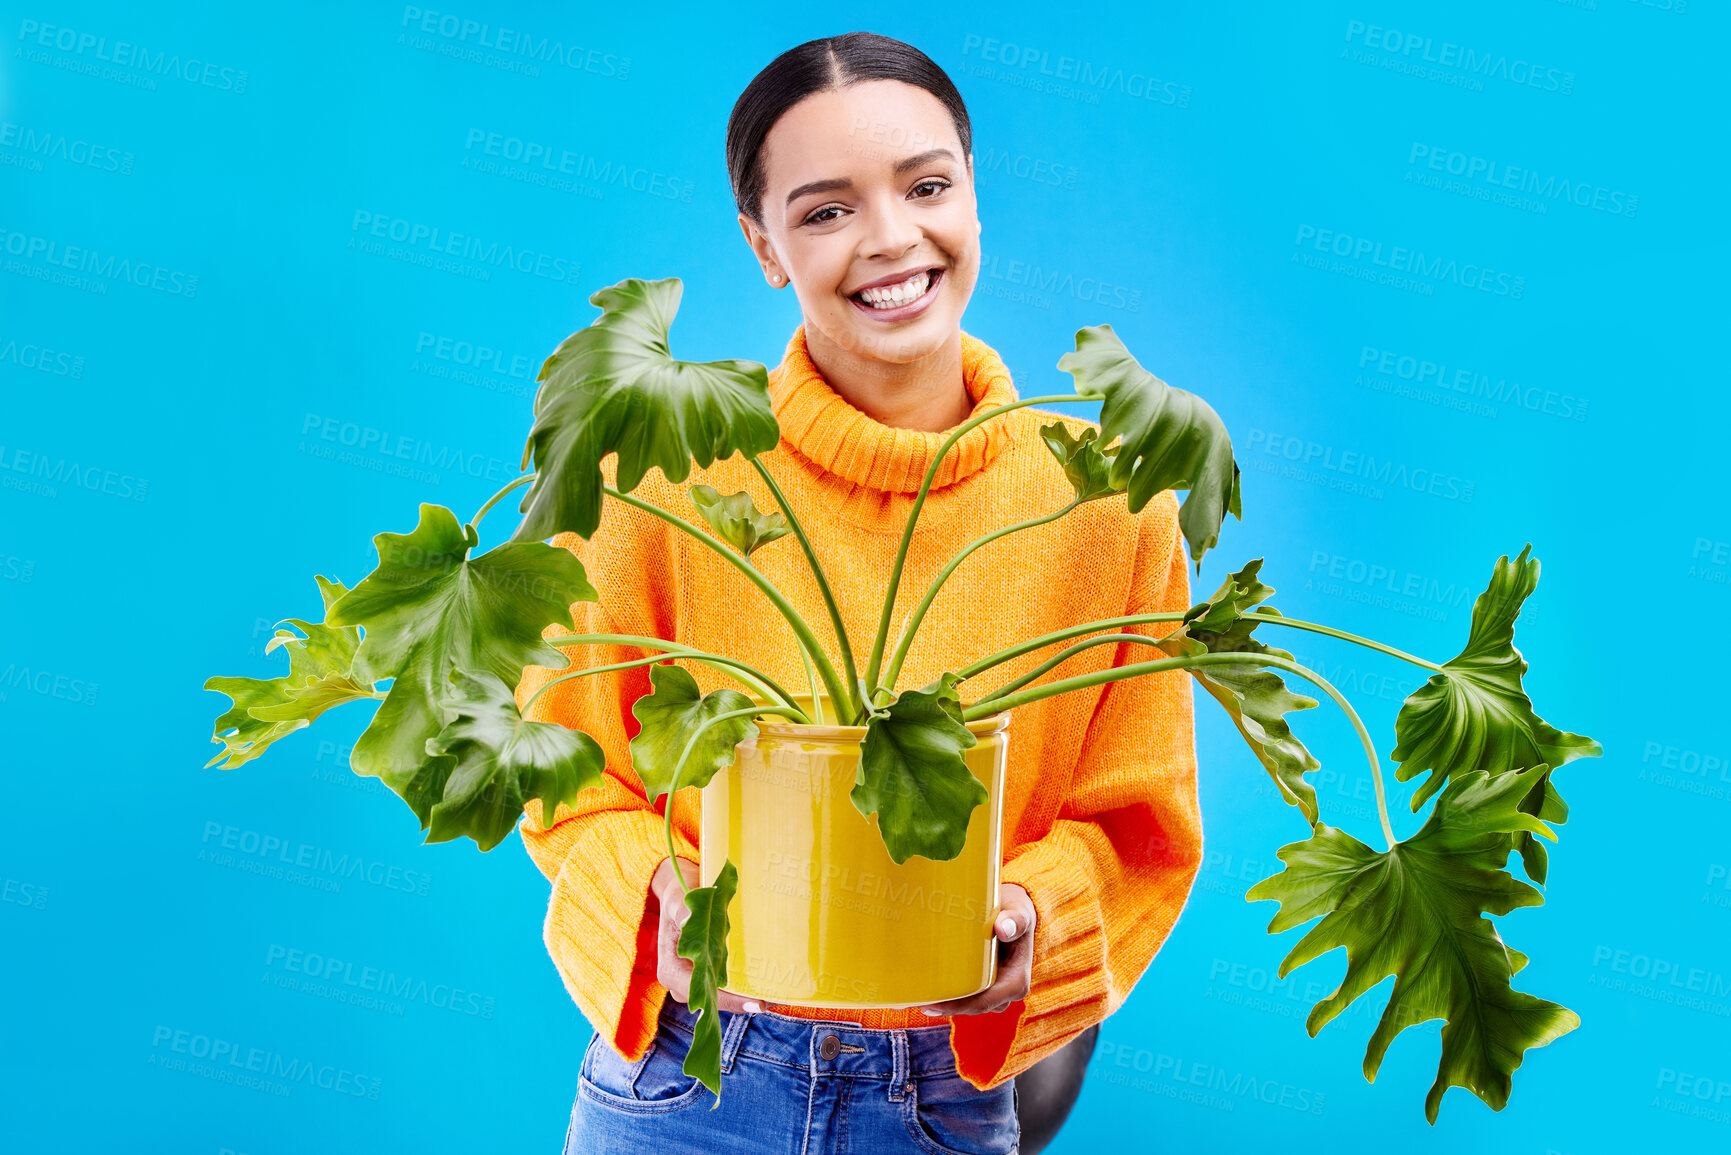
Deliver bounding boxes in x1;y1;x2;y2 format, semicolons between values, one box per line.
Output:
766;325;1021;494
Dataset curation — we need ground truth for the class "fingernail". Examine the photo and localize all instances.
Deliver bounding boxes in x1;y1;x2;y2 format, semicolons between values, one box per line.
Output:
743;1001;761;1013
997;917;1016;937
920;1007;941;1016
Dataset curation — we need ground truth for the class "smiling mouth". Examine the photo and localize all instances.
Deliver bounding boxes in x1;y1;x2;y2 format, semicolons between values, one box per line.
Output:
850;267;943;311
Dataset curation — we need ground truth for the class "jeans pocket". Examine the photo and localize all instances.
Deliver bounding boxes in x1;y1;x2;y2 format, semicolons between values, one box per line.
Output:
578;1030;709;1114
903;1070;1021;1155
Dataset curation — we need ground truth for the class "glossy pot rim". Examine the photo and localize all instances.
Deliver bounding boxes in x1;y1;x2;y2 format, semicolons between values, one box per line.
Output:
744;692;1011;739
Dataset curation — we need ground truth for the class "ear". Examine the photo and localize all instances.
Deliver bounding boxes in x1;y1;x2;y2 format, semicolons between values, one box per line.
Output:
738;214;788;288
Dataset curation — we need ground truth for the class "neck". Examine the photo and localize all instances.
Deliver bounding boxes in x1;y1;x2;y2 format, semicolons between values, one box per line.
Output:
803;322;973;434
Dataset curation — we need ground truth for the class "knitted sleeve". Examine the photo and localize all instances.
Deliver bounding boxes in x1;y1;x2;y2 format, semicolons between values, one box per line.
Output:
513;478;699;1063
951;491;1203;1089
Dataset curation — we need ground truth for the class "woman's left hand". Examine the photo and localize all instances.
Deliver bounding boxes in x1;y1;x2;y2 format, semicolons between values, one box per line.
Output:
917;883;1035;1017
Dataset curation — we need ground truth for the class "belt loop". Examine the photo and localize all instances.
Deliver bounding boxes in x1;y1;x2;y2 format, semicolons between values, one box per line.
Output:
720;1008;752;1075
888;1030;909;1101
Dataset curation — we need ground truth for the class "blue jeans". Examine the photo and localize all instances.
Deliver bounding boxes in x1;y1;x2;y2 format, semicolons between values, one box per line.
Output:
563;997;1021;1154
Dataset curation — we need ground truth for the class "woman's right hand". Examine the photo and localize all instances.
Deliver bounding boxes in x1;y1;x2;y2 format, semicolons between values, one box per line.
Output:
652;856;760;1014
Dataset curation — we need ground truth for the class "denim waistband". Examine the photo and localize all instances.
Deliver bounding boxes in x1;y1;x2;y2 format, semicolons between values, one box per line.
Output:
658;997;960;1085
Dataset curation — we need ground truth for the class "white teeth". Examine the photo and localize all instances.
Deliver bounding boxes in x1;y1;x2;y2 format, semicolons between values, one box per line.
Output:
857;270;932;308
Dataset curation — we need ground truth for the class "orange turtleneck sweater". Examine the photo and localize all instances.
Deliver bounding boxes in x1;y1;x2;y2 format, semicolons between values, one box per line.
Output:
515;325;1202;1091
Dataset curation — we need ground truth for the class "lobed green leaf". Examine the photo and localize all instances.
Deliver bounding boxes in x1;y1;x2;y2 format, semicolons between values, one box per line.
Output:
677;859;739;1101
513;277;781;543
628;664;759;801
1058;325;1241;568
327;503;597;834
854;672;985;864
1246;765;1577;1123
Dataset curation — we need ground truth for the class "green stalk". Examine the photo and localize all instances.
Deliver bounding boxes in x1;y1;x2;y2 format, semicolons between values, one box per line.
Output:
657;703;807;903
604;486;854;721
863;393;1081;702
956;613;1191;681
881;495;1085;694
749;456;860;720
969;632;1158;704
515;647;806;716
961;648;1396;850
797;640;825;725
1240;611;1442;671
470;473;535;531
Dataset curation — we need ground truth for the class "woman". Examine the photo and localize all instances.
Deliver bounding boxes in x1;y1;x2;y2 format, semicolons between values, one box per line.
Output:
516;32;1202;1155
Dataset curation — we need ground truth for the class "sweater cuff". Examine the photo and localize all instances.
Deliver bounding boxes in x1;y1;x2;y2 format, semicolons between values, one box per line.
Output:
951;832;1112;1090
541;807;700;1062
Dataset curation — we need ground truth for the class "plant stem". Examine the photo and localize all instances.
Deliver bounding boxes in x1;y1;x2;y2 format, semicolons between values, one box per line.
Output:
658;703;807;903
604;485;855;720
970;632;1160;704
956;613;1191;681
797;640;825;725
749;456;860;719
960;648;1396;850
1241;612;1442;671
863;393;1082;702
530;633;805;720
471;473;535;530
882;495;1085;694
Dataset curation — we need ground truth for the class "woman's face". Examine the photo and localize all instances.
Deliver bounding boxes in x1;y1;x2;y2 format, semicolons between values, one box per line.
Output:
740;78;980;364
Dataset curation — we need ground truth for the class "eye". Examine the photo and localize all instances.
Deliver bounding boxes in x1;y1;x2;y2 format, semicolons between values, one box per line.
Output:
910;178;951;199
802;204;845;226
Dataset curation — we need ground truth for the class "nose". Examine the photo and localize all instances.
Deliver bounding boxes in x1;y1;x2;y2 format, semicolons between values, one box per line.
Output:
858;192;921;262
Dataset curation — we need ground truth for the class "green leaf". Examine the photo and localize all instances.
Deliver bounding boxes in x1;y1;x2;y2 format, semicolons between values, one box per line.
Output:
1036;421;1122;503
677;858;739;1101
1058;325;1241;568
1245;765;1578;1124
1160;561;1321;823
422;668;606;851
688;483;791;557
327;504;597;828
1392;547;1600;808
203;576;375;769
513;277;782;543
854;672;985;864
1390;547;1601;880
628;664;759;801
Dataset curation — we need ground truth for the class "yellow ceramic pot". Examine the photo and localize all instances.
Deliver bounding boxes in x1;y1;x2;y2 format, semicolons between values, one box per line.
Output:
699;692;1012;1009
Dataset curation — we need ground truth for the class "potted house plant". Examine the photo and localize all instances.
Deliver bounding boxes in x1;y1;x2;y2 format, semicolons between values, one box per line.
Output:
203;277;1598;1124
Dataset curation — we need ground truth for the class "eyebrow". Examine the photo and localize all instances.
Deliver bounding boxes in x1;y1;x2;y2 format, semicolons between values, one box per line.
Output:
783;148;958;208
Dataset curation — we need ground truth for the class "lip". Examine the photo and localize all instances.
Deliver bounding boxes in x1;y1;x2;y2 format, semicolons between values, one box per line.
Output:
847;267;943;323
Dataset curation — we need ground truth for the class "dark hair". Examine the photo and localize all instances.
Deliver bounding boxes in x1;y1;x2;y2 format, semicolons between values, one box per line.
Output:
726;32;972;227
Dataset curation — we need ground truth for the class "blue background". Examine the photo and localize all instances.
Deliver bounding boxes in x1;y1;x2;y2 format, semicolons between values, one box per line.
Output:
3;2;1726;1152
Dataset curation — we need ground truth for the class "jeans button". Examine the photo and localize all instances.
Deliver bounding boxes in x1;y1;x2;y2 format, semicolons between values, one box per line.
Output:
819;1034;841;1060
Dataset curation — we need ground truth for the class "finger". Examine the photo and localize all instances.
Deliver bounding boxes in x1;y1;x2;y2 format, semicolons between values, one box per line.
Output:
715;989;763;1014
